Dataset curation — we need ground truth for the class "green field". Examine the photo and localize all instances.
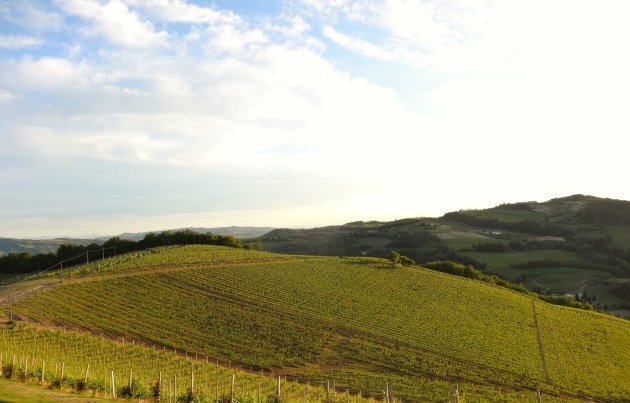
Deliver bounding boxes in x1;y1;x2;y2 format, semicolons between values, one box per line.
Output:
464;208;548;223
584;278;630;307
440;235;508;251
460;250;578;279
0;376;120;402
5;245;629;401
520;267;611;294
605;225;630;248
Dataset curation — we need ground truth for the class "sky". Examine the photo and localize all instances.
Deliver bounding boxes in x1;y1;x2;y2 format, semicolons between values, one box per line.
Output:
1;0;629;238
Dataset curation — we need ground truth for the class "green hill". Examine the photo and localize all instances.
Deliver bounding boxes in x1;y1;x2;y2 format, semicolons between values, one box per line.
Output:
259;195;630;316
7;245;630;401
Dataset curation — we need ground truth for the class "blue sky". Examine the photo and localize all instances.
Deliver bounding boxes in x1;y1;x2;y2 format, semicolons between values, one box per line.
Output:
1;0;629;237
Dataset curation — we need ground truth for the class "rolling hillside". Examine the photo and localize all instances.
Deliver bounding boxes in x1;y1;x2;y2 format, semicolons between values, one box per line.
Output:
6;245;629;401
259;195;630;316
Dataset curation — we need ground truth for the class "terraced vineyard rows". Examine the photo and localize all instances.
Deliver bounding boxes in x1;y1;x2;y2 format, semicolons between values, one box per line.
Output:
10;246;630;401
535;301;630;399
41;245;292;278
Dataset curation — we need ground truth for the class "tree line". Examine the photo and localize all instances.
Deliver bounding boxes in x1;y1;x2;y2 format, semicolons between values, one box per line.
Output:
0;230;254;276
442;212;573;237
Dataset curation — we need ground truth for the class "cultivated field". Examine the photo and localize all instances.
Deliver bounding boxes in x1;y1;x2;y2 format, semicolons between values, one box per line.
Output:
5;245;629;401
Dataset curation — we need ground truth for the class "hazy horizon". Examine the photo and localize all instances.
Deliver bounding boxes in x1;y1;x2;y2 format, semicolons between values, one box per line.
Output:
0;193;611;239
2;1;629;238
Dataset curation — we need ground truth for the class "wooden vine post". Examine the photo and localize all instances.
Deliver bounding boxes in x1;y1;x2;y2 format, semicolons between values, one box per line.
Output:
158;371;162;397
230;374;235;401
277;375;281;398
84;364;90;384
111;370;116;398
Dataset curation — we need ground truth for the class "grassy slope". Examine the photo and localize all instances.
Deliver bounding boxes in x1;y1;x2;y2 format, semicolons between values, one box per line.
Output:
9;246;630;401
461;250;578;278
0;377;119;402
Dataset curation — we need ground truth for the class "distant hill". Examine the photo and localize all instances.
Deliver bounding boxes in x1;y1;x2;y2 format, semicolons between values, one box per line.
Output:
259;195;630;316
0;227;274;256
100;226;275;242
0;237;94;257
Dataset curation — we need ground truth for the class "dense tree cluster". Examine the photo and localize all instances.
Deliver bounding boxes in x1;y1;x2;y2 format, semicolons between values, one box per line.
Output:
577;199;630;225
388;251;415;266
466;240;576;253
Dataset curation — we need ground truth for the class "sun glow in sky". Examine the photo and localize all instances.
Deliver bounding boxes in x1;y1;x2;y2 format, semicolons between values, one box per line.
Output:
1;0;629;237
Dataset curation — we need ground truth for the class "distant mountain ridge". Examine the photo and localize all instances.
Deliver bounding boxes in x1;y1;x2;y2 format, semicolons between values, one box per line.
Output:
99;226;275;242
0;226;274;256
0;237;94;257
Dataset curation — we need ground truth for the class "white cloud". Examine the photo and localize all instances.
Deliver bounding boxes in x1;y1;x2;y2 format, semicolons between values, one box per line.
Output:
0;28;409;179
0;1;64;31
297;0;380;20
267;16;310;39
0;57;88;90
124;0;240;25
209;24;268;53
296;0;485;68
0;88;13;102
322;25;393;61
56;0;168;47
0;34;43;48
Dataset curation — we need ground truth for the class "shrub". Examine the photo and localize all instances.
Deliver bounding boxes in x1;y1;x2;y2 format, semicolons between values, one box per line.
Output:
388;251;400;263
118;379;150;399
2;364;13;378
399;256;415;266
87;378;108;393
177;389;209;402
266;394;282;403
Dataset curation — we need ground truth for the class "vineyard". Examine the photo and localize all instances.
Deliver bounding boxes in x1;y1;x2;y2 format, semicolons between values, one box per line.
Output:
5;245;630;401
0;324;359;402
